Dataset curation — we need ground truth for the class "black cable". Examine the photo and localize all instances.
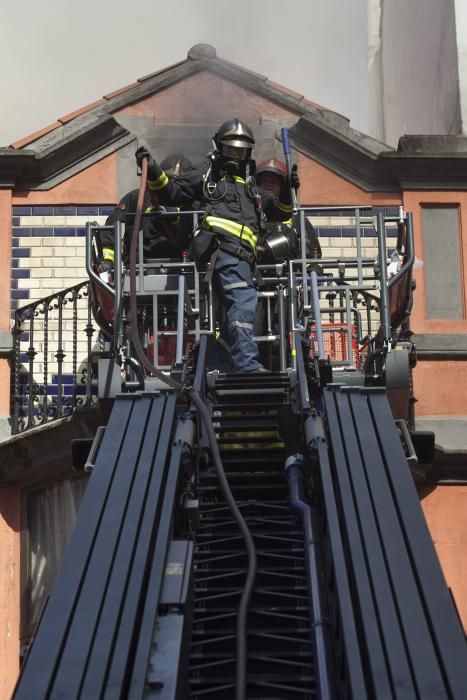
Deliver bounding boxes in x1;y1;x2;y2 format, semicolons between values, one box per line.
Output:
127;158;256;700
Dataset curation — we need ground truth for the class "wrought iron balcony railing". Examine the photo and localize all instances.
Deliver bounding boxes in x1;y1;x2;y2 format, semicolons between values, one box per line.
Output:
12;281;100;434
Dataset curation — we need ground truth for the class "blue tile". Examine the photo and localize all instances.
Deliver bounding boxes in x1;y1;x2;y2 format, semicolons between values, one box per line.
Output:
76;227;86;237
11;280;18;289
15;227;32;237
386;229;398;238
13;206;32;216
12;259;19;268
32;206;54;215
52;374;74;384
20;331;29;341
318;227;342;237
98;205;116;216
12;248;30;258
372;207;385;217
53;227;76;236
75;386;97;397
12;290;30;300
11;300;18;309
12;269;30;279
54;206;76;215
385;207;400;217
341;228;357;237
12;217;20;226
33;227;53;237
77;205;99;215
362;227;376;237
12;238;19;247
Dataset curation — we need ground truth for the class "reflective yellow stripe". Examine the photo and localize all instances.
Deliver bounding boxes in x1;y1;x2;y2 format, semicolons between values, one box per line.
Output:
147;171;169;191
205;216;257;252
232;176;245;183
278;200;293;213
102;247;115;262
144;206;153;213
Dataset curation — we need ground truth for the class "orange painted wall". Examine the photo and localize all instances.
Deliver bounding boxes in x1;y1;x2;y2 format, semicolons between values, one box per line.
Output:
0;190;12;332
0;190;12;416
298;155;402;206
0;487;20;700
12;153;118;205
421;485;467;629
403;191;467;416
403;190;467;334
118;70;298;126
413;361;467;415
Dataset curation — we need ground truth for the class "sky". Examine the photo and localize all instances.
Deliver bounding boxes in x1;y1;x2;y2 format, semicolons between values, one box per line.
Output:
0;0;368;147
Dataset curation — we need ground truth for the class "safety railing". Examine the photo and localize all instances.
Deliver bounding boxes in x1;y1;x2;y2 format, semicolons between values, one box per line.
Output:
254;205;414;371
12;205;414;431
86;219;212;371
12;281;101;434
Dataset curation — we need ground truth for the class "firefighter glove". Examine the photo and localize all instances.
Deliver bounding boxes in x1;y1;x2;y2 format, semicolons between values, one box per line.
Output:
291;164;300;191
135;146;160;180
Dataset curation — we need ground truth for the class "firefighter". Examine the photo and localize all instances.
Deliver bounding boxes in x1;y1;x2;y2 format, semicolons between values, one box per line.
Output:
255;158;321;262
135;119;298;373
98;154;193;273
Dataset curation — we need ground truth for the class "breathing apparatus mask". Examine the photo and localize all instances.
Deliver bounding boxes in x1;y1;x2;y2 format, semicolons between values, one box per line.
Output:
218;143;252;176
214;118;255;175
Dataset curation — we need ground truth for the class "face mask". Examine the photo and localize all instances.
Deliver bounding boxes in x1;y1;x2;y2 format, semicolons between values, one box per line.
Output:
224;159;240;176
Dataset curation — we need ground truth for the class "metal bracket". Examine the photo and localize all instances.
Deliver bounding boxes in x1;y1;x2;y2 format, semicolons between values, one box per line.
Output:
84;426;106;472
395;419;418;464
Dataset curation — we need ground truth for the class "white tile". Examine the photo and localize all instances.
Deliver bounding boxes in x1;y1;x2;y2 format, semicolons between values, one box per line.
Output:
31;248;53;257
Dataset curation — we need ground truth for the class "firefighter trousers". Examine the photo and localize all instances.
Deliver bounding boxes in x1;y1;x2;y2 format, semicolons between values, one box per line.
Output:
213;248;263;373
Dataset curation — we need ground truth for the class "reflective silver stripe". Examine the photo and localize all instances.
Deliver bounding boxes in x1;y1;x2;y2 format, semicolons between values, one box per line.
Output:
230;320;254;330
223;281;248;290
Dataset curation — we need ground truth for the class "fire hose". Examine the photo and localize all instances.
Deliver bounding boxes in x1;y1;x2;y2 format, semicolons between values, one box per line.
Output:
127;156;256;700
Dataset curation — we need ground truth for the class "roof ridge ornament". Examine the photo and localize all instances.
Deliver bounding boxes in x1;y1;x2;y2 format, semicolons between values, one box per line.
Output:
188;44;216;60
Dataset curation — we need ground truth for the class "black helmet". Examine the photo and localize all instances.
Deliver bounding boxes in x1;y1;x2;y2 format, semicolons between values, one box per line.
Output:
160;154;192;178
214;118;255;161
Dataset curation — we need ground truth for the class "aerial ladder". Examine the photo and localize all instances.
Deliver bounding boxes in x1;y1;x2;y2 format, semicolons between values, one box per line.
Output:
12;183;467;698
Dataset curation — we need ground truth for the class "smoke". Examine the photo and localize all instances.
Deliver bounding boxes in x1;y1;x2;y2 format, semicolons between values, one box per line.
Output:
0;0;368;146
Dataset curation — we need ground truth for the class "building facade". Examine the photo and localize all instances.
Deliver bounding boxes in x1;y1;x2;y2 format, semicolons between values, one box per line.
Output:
0;44;466;698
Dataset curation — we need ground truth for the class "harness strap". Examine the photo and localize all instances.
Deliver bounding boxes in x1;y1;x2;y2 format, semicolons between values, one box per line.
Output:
205;248;219;283
218;240;255;266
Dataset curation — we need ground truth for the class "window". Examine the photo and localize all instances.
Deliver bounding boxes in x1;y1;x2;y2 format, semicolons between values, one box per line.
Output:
21;475;88;640
421;206;464;319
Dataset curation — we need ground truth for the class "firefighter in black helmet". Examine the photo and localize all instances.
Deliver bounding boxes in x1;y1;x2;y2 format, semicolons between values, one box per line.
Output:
135;118;298;373
98;153;193;271
159;154;192;179
255;158;321;262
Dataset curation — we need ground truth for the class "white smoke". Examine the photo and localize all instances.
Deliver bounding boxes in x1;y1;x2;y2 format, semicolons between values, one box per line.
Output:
0;0;368;146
